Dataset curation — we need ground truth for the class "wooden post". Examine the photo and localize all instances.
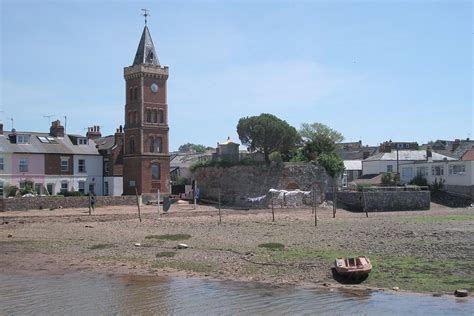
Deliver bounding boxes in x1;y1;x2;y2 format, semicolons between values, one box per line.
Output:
193;180;198;210
363;189;369;218
88;194;91;216
271;191;275;222
314;190;318;227
157;189;160;220
218;188;222;225
135;187;142;223
332;187;336;218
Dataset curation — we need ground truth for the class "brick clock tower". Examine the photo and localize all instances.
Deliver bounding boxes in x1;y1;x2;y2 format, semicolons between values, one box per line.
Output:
123;24;170;195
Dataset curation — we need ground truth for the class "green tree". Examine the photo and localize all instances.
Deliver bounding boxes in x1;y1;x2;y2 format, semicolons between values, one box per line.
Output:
237;113;300;162
178;143;210;153
299;123;344;160
317;152;345;178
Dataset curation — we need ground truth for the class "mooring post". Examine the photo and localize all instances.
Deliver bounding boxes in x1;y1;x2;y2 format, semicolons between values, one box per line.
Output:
271;191;275;222
314;190;318;227
194;180;198;210
363;189;369;218
218;188;222;225
157;189;160;220
88;194;91;216
135;187;142;223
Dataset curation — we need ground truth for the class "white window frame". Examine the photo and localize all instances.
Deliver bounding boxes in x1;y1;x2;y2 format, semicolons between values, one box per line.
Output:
78;159;86;173
78;181;85;194
17;134;30;144
19;158;28;173
431;166;444;176
61;158;69;172
60;181;68;192
449;164;466;175
386;165;393;172
416;167;428;176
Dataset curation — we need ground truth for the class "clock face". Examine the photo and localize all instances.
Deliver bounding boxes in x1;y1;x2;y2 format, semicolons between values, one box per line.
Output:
150;83;159;93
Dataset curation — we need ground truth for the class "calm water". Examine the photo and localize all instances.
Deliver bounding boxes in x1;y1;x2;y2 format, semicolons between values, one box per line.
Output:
0;273;472;315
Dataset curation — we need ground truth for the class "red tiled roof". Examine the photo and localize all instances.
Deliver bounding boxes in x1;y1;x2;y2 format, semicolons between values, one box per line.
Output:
461;149;474;161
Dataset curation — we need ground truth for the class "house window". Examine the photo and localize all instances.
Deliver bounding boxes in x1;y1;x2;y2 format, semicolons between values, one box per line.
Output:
449;164;466;175
47;183;54;195
416;167;428;176
0;181;4;197
78;138;88;145
19;158;28;172
431;166;444;176
147;137;154;152
151;163;160;180
78;181;85;194
104;182;109;196
386;165;393;172
129;138;135;154
401;167;413;180
0;157;4;171
61;158;69;172
17;134;30;144
397;143;403;149
405;144;410;148
60;181;68;192
156;137;162;153
78;159;86;173
34;183;42;195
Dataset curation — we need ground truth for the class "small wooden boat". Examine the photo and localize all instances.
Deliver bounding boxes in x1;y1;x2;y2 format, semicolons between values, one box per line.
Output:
335;256;372;278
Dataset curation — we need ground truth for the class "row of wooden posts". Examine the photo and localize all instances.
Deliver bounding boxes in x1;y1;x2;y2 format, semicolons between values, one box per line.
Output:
88;183;369;224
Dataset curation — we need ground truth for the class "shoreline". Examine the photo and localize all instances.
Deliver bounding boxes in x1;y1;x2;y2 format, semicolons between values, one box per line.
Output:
1;203;473;298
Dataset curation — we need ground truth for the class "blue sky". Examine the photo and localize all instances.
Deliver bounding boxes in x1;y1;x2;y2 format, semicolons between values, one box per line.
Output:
1;0;472;150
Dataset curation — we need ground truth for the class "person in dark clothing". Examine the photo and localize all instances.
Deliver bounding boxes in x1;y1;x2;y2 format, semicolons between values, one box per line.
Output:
90;193;96;211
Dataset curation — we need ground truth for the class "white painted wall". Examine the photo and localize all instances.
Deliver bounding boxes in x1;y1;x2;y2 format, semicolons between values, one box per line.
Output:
397;161;474;186
73;155;103;195
104;176;123;196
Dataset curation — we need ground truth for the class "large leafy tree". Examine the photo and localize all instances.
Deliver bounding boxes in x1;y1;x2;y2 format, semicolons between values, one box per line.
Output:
299;123;344;160
178;143;211;153
237;113;300;162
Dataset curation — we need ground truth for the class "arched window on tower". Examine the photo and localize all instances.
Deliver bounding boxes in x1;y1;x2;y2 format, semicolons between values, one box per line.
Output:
146;110;152;123
155;137;162;153
152;110;158;123
129;138;135;154
151;163;160;180
134;111;139;123
158;110;164;123
147;137;154;152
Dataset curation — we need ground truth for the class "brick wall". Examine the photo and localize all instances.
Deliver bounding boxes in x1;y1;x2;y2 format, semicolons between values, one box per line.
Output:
0;195;137;212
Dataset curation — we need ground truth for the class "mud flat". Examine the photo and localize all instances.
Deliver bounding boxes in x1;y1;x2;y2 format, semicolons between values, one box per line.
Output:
1;203;473;295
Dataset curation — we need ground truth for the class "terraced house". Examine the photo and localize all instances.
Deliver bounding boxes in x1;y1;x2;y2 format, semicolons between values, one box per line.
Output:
0;121;103;197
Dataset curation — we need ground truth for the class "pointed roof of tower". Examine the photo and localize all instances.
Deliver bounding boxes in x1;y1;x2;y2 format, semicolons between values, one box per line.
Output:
133;26;160;66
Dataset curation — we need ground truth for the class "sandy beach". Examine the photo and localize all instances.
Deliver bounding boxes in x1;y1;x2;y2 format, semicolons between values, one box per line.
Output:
1;202;473;295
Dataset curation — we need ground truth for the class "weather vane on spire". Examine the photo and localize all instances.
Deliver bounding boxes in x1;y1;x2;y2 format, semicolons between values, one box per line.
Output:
141;9;150;25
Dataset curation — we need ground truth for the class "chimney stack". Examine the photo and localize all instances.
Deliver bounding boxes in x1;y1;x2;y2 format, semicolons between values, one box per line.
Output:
426;146;433;162
114;125;124;145
452;139;461;151
86;125;102;140
50;120;65;138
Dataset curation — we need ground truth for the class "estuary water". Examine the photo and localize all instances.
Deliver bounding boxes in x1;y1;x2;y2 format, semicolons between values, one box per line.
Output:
0;273;472;315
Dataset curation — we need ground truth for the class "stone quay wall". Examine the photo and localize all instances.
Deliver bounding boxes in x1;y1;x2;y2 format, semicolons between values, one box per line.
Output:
193;162;328;207
335;191;431;212
0;195;137;212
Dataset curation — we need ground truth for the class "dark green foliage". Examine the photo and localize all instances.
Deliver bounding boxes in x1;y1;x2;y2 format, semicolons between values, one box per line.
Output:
268;151;283;164
175;176;189;185
190;157;265;171
61;191;84;197
299;123;344;160
381;172;399;186
20;180;35;195
258;242;285;251
237;113;300;162
409;174;428;187
317;152;344;178
178;143;212;153
431;178;445;192
5;184;19;197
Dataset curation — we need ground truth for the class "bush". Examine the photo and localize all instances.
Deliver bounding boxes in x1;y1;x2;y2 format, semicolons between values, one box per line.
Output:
409;174;428;187
269;151;282;164
431;178;445;192
61;191;84;197
4;184;19;197
176;176;189;185
20;180;35;195
381;172;398;186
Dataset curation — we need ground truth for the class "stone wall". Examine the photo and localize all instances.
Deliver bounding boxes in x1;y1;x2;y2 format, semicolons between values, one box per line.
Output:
0;195;137;212
443;185;474;200
193;162;327;207
335;191;430;212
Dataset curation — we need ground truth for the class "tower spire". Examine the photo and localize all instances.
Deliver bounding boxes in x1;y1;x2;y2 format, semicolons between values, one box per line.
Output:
141;8;149;25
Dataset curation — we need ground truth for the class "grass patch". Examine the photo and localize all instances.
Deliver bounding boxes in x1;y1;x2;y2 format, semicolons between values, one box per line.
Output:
145;234;191;241
258;242;285;251
152;260;212;273
408;214;474;224
88;243;114;250
156;251;176;258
